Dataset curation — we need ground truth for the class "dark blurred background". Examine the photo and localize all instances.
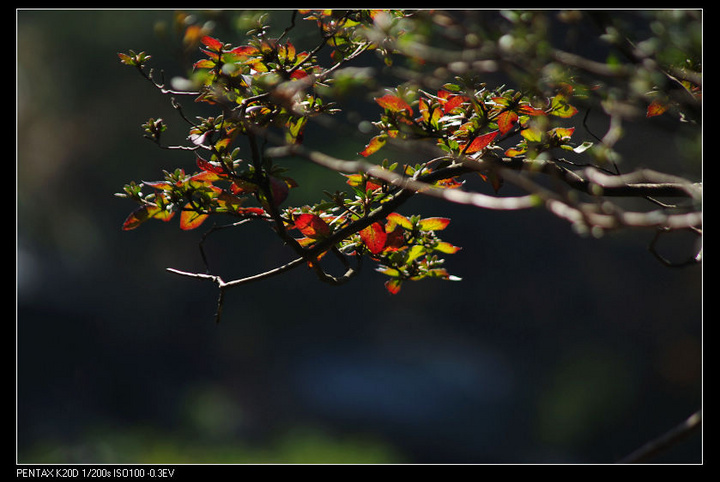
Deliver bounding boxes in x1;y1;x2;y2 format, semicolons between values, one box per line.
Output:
17;9;701;464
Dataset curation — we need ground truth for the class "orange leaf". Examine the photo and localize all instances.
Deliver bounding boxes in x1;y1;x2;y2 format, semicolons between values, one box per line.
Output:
375;94;413;116
360;222;387;255
179;205;208;230
359;134;387;157
647;99;669;118
497;111;518;134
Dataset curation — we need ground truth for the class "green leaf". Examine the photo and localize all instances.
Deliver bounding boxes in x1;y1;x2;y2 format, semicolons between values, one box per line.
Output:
520;127;544;142
406;244;426;263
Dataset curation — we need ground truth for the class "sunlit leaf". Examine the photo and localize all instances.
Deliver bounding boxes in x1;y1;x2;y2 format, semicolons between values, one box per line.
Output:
375;94;413;115
343;173;380;192
647;99;669;118
434;177;464;189
193;59;216;70
359;134;387;157
122;205;162;230
518;104;547;116
520;127;544;142
384;278;403;294
117;52;134;65
386;212;413;230
237;207;266;216
434;241;461;254
201;36;223;52
228;45;259;57
376;266;401;277
188;171;221;188
418;217;450;231
443;95;469;114
550;127;575;140
461;130;498;153
418;98;430;122
360;222;387;254
497;110;518;134
549;94;578;118
505;145;527;157
215;191;246;212
196;156;226;175
406;244;426;263
179;204;208;230
294;213;331;239
143;180;174;190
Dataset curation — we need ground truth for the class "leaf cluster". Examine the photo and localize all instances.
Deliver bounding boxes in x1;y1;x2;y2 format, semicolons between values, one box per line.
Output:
116;9;701;315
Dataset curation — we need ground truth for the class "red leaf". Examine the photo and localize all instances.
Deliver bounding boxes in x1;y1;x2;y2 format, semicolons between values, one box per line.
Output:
461;130;499;154
375;94;413;116
237;207;266;216
385;278;403;294
518;104;546;116
384;226;405;252
290;69;309;80
359;222;387;254
293;213;331;239
267;176;290;206
196;156;226;175
201;36;223;52
443;95;469;114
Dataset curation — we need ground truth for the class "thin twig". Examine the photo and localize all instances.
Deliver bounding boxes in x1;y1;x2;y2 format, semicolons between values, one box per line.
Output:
619;410;702;463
